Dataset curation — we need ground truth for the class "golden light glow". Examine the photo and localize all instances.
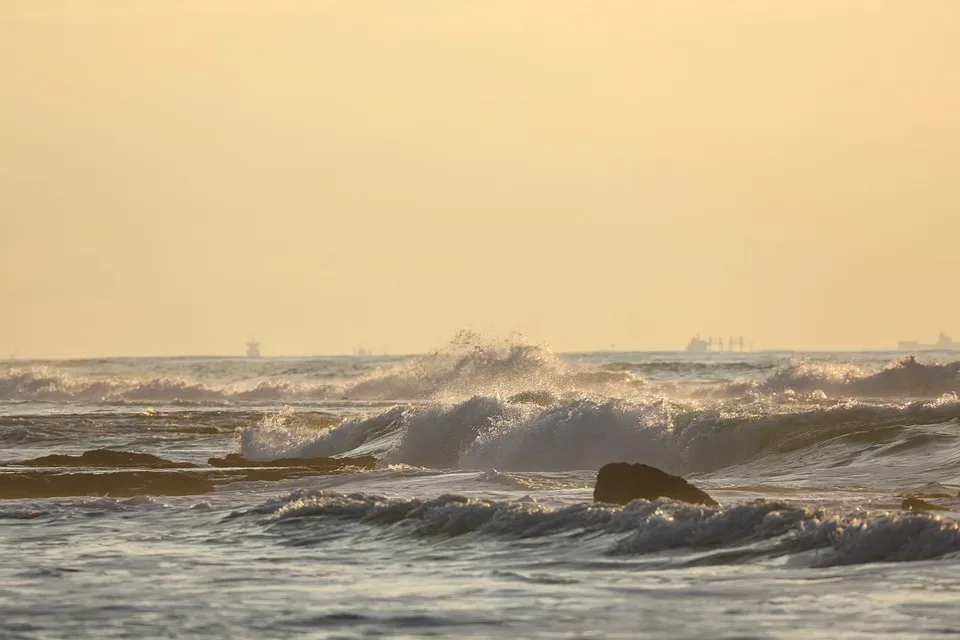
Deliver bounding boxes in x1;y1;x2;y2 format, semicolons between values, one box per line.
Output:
2;1;957;356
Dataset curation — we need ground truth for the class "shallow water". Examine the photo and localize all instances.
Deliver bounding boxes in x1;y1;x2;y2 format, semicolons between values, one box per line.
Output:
3;337;960;638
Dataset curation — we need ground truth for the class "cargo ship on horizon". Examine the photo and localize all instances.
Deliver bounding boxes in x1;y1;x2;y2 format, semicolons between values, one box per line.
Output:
898;332;959;350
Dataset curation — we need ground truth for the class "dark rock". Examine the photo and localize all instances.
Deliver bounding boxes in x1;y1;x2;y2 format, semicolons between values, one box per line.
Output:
206;454;377;471
202;454;377;486
212;468;315;483
594;462;718;507
207;468;339;484
901;497;948;512
0;470;215;499
10;449;196;469
897;491;952;499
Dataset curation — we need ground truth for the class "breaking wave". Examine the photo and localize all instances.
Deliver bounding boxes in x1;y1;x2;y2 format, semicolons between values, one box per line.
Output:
237;393;960;477
739;357;960;398
0;367;241;404
338;331;642;401
250;490;960;567
0;333;643;404
6;339;958;407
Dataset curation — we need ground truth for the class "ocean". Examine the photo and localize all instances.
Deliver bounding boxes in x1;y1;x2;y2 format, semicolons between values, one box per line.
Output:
3;333;960;639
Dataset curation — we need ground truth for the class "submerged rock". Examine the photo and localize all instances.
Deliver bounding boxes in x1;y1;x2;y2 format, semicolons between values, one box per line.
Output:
896;482;957;500
901;497;948;512
11;449;197;469
593;462;718;507
0;470;215;499
207;454;377;470
202;455;378;486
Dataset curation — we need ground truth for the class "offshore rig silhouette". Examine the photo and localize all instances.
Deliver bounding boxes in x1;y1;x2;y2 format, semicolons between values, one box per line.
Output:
686;335;749;352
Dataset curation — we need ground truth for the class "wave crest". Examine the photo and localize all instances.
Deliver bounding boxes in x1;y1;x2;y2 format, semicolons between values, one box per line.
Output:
252;490;960;566
746;357;960;398
0;333;646;404
238;393;960;477
339;331;642;401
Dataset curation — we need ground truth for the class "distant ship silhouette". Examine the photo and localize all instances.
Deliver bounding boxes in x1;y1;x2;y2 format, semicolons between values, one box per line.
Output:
245;340;261;358
686;335;747;352
898;332;959;350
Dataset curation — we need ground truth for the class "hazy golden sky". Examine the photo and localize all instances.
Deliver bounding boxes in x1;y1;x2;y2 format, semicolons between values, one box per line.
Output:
2;1;958;357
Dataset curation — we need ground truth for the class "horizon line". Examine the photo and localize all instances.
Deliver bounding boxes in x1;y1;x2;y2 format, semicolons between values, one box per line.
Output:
3;347;954;362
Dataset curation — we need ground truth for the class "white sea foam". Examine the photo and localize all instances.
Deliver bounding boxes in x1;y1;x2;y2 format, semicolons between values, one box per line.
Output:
4;342;957;408
236;393;960;478
237;406;405;461
736;357;960;398
8;344;960;639
252;490;960;566
0;333;643;404
337;330;643;401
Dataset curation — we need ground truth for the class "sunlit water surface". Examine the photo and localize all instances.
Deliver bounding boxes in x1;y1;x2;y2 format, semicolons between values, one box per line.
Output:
3;342;960;638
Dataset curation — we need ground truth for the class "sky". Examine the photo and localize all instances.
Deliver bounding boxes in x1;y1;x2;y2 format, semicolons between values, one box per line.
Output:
1;1;958;357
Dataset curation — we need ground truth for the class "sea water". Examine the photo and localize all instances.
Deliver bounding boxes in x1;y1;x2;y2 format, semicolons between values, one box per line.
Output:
3;334;960;638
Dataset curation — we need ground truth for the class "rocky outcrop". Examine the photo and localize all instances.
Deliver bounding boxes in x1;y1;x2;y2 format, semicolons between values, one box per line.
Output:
0;470;215;499
202;454;378;486
11;449;196;469
901;497;948;512
594;462;718;507
206;454;377;470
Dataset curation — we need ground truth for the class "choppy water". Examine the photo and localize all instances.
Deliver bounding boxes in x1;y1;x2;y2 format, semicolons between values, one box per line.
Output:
3;333;960;638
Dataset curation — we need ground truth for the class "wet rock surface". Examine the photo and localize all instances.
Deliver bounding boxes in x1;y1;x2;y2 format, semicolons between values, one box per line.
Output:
0;470;215;498
10;449;197;469
0;451;379;498
594;462;718;506
901;497;949;512
207;453;377;470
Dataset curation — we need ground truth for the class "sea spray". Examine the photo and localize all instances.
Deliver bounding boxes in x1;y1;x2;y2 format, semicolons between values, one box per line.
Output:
238;394;960;477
